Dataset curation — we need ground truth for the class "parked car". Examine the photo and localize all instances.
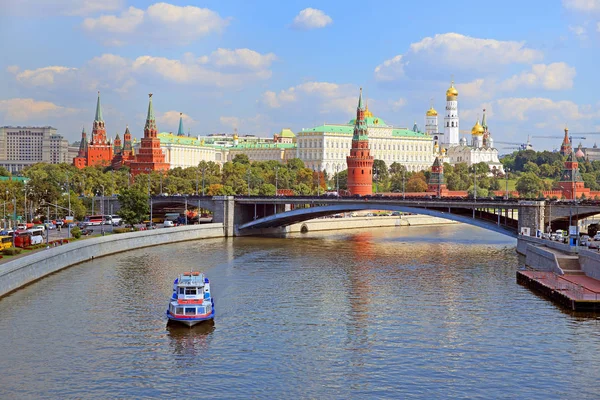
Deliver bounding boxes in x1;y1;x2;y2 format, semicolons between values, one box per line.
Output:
163;220;175;227
81;228;94;236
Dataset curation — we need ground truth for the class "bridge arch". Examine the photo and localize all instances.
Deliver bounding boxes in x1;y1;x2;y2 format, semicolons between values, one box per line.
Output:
238;204;517;237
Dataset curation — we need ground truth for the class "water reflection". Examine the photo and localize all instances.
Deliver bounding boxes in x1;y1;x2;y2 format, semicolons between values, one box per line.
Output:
166;320;215;358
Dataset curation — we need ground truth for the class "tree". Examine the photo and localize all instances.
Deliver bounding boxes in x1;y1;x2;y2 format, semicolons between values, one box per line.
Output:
516;172;545;198
523;161;540;175
118;187;149;225
258;183;276;196
0;166;11;177
406;173;427;192
232;154;250;165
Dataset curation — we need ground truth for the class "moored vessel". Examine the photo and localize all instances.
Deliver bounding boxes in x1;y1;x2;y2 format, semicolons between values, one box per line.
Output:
166;272;214;327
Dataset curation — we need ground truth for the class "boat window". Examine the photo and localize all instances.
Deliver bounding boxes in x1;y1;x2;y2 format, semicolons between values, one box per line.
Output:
197;306;205;314
179;288;184;294
204;292;210;299
185;307;196;315
185;288;197;295
176;307;183;314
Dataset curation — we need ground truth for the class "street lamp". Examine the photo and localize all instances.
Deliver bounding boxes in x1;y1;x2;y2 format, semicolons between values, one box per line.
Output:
335;164;339;195
201;165;206;196
505;168;510;199
473;166;478;201
247;169;251;196
275;166;279;195
402;169;406;200
374;166;379;193
195;168;199;195
100;184;105;235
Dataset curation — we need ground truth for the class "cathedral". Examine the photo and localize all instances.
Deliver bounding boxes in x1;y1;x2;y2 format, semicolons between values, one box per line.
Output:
426;81;504;175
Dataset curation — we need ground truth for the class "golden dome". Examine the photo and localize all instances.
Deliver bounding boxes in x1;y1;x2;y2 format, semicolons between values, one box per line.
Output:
364;101;374;118
426;106;438;116
471;119;485;136
441;147;447;155
446;81;458;98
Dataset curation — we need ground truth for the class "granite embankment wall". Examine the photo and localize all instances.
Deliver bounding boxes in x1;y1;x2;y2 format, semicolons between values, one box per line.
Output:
0;223;224;298
578;249;600;280
287;215;458;233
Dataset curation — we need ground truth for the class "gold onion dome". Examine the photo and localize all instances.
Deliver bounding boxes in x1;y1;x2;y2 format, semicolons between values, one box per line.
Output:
364;102;374;118
426;106;438;116
446;81;458;98
471;119;485;136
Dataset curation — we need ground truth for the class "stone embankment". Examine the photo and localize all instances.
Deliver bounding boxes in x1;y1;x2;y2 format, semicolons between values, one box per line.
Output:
517;235;600;311
0;224;224;298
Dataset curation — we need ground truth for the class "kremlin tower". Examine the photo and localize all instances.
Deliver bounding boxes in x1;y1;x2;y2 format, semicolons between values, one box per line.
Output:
559;127;572;157
557;150;585;200
443;80;459;147
129;94;169;176
346;88;374;196
427;156;447;197
111;126;136;170
73;92;114;168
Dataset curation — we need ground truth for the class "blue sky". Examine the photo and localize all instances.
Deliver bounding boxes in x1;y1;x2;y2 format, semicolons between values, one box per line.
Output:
0;0;599;152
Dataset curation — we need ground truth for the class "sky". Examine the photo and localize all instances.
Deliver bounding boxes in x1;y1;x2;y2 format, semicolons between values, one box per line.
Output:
0;0;600;153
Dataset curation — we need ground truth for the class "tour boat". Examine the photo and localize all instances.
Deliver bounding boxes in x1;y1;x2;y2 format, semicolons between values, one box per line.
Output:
166;272;215;327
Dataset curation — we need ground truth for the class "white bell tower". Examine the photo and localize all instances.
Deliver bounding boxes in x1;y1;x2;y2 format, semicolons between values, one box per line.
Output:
443;80;459;146
425;99;438;136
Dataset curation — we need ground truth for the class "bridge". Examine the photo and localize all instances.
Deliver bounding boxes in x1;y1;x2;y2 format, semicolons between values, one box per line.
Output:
148;195;600;238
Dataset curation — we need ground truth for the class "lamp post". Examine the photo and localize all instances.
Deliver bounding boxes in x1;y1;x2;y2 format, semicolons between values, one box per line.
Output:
3;190;7;229
195;168;199;195
201;166;206;196
505;168;510;199
473;166;478;201
100;185;105;235
12;198;15;247
335;164;339;195
66;173;71;219
402;169;406;200
374;166;379;194
247;169;251;196
275;166;279;195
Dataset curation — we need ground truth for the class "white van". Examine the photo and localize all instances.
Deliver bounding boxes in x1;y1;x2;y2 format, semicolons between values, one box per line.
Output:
27;227;44;245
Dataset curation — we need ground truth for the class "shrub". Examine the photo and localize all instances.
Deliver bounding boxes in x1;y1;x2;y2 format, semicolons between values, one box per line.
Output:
3;247;22;256
70;226;82;239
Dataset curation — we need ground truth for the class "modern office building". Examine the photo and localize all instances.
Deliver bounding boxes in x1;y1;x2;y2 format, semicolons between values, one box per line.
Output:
0;126;70;173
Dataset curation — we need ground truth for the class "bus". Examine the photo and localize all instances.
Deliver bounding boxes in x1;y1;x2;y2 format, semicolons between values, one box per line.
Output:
0;235;13;250
84;215;104;226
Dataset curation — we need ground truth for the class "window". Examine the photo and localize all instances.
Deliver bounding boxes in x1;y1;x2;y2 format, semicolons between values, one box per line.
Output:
185;307;196;315
185;288;197;295
176;307;183;314
362;170;364;174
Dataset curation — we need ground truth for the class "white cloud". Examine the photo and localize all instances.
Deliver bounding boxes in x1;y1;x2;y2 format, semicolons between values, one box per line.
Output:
157;111;194;131
0;98;79;120
569;25;588;39
563;0;600;11
199;48;277;71
458;79;489;99
390;98;407;111
1;0;123;16
82;3;230;46
10;49;276;94
12;66;79;87
220;116;240;129
374;55;405;82
502;63;576;91
291;8;333;30
494;97;598;122
261;81;357;114
375;33;543;81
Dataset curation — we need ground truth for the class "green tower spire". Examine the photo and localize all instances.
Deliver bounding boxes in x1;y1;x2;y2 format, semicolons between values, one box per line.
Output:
146;93;155;121
177;112;184;135
357;87;364;109
95;91;103;122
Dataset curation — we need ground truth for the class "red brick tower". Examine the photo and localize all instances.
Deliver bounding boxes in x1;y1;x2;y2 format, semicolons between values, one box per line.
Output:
73;126;88;168
557;150;585;199
346;88;374;195
559;127;572;157
129;94;169;176
86;91;113;167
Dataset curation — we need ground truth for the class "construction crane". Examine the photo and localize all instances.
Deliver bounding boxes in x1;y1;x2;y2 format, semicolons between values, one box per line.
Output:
532;132;600;143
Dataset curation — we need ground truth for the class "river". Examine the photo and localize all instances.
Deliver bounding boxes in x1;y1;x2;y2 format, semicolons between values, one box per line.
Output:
0;225;598;399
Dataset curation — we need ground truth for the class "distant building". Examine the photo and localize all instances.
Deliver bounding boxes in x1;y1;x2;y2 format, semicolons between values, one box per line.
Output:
0;125;70;173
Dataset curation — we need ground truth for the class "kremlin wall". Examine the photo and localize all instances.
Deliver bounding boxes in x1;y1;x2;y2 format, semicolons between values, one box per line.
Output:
69;86;599;200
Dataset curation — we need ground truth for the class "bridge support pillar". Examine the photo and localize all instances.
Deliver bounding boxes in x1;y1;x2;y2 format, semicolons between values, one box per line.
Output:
212;196;235;237
518;201;545;236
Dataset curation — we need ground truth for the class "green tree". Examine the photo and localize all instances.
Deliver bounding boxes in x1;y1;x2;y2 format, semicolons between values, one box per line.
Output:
516;172;545;198
232;154;250;165
0;166;11;177
258;183;276;196
523;161;540;175
118;187;149;225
